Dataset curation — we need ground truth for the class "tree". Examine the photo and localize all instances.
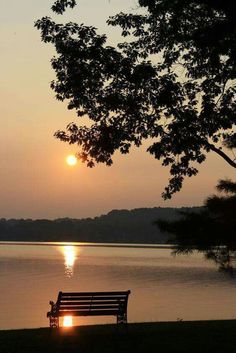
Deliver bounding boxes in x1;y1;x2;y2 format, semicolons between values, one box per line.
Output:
35;0;236;198
158;179;236;273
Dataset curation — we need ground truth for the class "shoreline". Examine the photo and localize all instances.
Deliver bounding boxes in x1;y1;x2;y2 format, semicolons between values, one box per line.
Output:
0;241;174;249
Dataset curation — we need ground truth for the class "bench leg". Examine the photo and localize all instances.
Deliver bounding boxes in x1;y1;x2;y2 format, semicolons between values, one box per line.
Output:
117;313;127;324
49;316;59;328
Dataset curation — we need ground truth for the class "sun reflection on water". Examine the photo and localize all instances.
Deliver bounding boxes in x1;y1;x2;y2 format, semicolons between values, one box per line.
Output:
60;245;79;278
63;316;73;327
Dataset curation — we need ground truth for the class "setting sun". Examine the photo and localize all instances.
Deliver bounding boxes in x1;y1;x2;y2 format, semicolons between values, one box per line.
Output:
66;155;77;166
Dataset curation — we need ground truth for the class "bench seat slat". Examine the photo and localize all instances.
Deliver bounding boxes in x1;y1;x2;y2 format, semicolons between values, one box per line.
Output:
59;300;125;306
59;296;127;301
60;291;130;296
59;305;122;311
58;310;119;317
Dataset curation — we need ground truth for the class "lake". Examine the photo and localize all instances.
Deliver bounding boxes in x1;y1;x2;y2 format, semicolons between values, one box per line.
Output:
0;242;236;330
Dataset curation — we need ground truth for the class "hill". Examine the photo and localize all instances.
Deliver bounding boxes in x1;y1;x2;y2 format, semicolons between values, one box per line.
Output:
0;207;201;243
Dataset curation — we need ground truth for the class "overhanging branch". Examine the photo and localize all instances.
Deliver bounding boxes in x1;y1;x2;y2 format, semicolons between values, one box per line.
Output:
207;143;236;168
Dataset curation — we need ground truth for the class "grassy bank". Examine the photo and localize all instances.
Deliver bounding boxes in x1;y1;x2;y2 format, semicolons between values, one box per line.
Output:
1;320;236;353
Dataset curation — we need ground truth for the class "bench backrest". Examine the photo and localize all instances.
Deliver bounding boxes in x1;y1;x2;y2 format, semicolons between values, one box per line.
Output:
56;291;131;316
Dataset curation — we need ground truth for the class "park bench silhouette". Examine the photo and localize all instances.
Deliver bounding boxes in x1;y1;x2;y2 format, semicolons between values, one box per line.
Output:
47;290;131;327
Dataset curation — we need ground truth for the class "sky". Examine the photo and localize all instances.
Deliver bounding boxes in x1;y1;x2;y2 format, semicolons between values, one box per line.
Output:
0;0;235;219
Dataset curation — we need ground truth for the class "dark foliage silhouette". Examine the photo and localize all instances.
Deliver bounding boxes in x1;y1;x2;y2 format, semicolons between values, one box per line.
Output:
0;207;196;243
158;180;236;273
36;0;236;198
51;0;76;14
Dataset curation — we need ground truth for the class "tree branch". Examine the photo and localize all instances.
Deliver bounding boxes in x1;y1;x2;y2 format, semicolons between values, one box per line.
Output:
207;143;236;168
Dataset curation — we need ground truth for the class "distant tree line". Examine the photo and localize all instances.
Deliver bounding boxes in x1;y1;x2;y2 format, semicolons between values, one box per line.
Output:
0;207;200;243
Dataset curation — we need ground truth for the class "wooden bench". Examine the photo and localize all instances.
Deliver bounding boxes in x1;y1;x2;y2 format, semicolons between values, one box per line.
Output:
47;290;131;327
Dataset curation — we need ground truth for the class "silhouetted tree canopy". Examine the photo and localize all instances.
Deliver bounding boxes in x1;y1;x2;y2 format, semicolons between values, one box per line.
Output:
36;0;236;198
158;179;236;272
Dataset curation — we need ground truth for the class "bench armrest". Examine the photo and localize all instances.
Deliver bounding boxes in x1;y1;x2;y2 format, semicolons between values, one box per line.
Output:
47;301;58;317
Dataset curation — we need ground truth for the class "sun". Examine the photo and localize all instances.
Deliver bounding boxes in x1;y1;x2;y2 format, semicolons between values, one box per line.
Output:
66;155;77;166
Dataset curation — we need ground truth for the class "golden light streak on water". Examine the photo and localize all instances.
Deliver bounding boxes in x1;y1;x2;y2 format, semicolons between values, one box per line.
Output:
63;316;73;327
59;245;80;277
64;246;75;266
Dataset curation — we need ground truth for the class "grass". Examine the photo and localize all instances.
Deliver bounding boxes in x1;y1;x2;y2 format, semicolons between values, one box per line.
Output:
1;320;236;353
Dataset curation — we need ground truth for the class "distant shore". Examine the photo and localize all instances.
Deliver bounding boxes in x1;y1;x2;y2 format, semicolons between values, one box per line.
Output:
1;320;236;353
0;241;175;249
0;207;201;244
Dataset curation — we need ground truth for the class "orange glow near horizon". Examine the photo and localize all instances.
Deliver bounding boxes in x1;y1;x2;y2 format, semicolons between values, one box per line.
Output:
63;316;73;327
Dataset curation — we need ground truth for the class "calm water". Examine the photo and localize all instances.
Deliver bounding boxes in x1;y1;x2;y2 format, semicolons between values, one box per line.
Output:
0;242;236;330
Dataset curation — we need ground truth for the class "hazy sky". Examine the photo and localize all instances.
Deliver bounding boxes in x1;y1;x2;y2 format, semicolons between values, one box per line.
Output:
1;0;235;219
